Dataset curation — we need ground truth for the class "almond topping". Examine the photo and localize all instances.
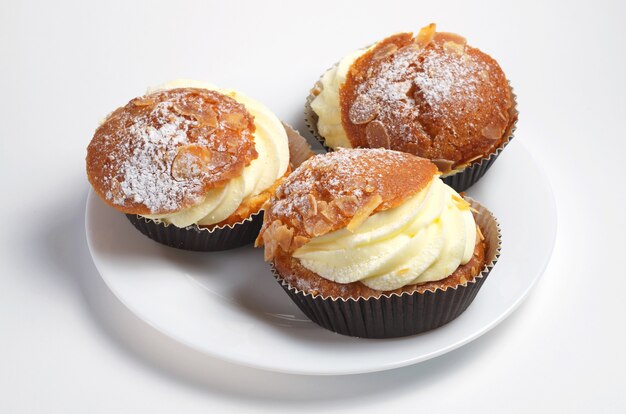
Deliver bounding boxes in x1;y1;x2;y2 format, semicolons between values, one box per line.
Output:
333;195;359;215
373;43;398;60
481;123;502;140
432;158;455;173
304;217;332;237
479;70;490;81
306;194;318;216
132;97;154;107
347;194;383;232
223;112;246;130
262;221;294;260
434;32;467;46
365;120;391;149
293;236;310;250
415;23;436;48
349;95;378;125
443;41;465;56
171;145;212;181
173;103;218;128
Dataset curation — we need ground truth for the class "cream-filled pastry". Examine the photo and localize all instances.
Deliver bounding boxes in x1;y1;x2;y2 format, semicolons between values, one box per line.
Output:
256;148;500;338
86;80;292;250
307;23;517;192
257;148;487;299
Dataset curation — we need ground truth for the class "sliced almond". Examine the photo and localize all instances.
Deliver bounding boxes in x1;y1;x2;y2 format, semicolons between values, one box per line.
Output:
174;103;218;128
333;195;359;215
306;194;318;216
434;32;467;46
365;120;391;149
132;97;154;107
481;123;502;140
443;41;465;56
304;217;332;237
373;43;398;60
349;95;378;125
171;144;213;181
275;224;294;253
292;235;310;250
223;112;246;130
479;69;490;81
432;158;455;173
415;23;436;48
262;220;294;259
347;194;382;232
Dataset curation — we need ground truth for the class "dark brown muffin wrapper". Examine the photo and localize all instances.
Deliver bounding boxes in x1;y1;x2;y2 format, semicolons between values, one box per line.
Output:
270;198;501;338
125;124;314;252
126;211;264;251
304;64;518;192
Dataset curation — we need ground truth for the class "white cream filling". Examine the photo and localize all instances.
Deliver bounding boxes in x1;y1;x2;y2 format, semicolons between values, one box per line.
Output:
310;49;367;149
293;178;477;291
142;79;289;227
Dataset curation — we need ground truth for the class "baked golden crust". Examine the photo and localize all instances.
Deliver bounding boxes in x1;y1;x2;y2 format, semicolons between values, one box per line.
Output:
339;25;514;171
257;148;438;259
273;225;486;299
86;88;257;215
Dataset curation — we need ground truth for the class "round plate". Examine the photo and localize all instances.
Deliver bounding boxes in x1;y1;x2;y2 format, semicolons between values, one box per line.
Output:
85;141;556;375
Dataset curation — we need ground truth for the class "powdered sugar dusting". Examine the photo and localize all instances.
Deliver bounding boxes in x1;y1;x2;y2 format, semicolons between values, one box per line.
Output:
270;148;409;220
353;42;487;123
90;88;257;215
104;102;202;212
414;48;484;113
116;102;201;211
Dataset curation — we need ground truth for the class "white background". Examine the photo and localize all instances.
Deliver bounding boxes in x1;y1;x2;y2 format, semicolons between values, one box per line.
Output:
1;0;625;412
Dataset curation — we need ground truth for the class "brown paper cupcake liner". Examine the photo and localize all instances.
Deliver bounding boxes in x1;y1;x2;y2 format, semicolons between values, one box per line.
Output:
125;124;314;252
304;63;518;192
126;211;264;251
270;198;501;338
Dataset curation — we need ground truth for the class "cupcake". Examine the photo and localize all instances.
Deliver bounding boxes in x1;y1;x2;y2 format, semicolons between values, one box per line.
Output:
87;80;310;251
256;148;500;338
306;23;518;191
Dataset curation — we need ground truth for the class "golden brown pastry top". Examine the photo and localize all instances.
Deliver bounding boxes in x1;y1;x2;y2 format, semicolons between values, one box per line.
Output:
86;88;258;215
257;148;438;260
340;24;514;171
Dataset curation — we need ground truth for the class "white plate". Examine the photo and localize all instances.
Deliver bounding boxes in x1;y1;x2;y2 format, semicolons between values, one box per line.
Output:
85;140;556;375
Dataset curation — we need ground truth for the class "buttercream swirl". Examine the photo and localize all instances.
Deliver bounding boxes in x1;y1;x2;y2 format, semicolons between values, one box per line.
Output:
310;49;365;149
293;177;476;291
